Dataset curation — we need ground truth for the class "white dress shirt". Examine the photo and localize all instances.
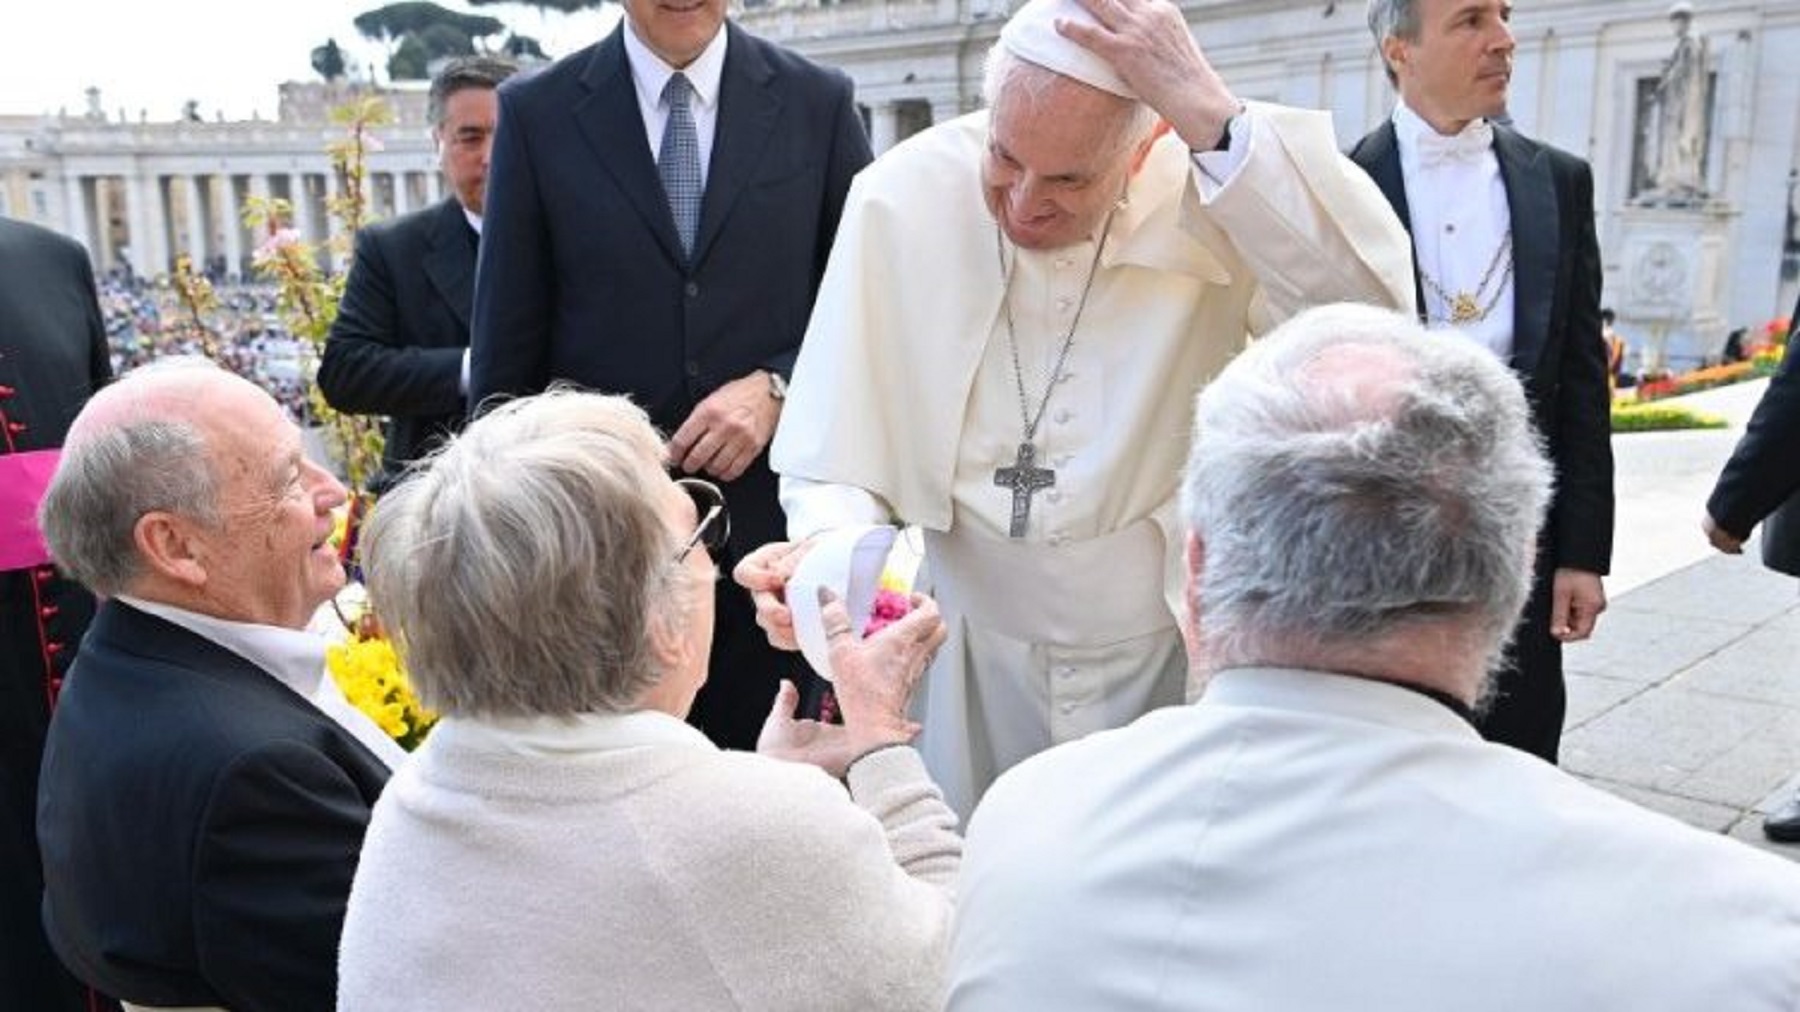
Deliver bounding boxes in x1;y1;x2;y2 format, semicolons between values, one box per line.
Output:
1394;100;1514;362
119;595;406;768
623;21;728;191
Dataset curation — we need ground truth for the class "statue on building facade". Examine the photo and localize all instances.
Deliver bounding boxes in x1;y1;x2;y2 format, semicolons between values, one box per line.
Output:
1640;1;1710;203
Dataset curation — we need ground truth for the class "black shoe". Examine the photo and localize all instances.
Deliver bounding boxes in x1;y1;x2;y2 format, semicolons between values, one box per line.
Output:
1763;792;1800;843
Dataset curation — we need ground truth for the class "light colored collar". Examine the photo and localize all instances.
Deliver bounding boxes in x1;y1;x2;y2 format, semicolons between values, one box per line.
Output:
117;594;326;698
623;17;728;111
463;206;482;235
1392;100;1493;172
440;707;718;757
1204;666;1481;740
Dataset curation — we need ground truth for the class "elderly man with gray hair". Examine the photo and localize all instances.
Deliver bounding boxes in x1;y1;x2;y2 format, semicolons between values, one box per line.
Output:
35;358;392;1012
946;304;1800;1011
338;390;959;1011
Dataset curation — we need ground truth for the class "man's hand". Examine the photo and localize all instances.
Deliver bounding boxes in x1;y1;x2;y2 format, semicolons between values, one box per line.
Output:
668;371;782;482
1703;513;1746;555
1549;567;1606;643
732;538;813;650
1057;0;1240;152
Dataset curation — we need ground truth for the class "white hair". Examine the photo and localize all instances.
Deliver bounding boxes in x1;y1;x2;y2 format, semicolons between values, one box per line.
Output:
363;390;706;717
1180;303;1552;675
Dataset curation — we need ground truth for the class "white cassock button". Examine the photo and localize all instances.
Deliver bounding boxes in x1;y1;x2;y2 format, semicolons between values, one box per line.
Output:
1055;409;1072;424
1055;454;1072;467
1046;489;1062;504
1055;256;1074;270
1059;702;1076;715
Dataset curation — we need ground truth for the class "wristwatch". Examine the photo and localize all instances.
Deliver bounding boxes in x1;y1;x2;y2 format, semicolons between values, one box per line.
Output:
766;370;788;401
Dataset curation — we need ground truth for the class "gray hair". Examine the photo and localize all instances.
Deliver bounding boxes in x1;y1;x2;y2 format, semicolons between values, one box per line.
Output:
363;390;703;717
980;45;1158;163
426;55;518;128
1366;0;1421;85
39;357;223;597
1180;303;1551;674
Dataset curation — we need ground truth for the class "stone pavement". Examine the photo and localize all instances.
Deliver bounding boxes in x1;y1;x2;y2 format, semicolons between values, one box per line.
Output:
1566;376;1800;859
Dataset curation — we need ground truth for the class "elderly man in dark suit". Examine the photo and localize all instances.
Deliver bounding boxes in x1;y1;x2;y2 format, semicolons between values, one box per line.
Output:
0;216;113;1012
1706;294;1800;840
318;55;517;490
1348;0;1614;763
35;359;390;1012
470;0;872;748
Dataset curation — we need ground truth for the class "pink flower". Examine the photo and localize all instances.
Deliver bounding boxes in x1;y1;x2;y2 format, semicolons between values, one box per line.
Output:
861;589;913;637
252;228;302;265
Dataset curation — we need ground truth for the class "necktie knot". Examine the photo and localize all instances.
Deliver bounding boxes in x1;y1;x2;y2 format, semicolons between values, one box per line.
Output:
659;73;701;258
1418;120;1494;169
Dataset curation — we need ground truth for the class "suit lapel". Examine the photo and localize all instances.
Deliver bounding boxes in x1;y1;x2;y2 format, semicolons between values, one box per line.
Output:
1494;126;1558;379
1352;122;1427;320
574;29;688;266
693;23;780;268
421;198;475;331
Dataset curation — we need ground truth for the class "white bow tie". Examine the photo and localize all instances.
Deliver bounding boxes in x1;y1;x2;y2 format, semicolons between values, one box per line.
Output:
1417;121;1494;168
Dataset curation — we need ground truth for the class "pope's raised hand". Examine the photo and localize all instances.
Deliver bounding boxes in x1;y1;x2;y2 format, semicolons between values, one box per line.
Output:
1056;0;1240;152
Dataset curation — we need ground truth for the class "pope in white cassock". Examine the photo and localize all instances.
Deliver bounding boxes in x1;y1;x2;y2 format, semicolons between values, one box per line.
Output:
738;0;1417;818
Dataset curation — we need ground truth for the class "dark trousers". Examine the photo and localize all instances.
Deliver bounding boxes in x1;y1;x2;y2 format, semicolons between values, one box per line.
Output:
1480;563;1566;763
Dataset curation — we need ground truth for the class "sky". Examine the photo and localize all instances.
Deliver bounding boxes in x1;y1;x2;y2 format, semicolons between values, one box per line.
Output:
10;1;619;122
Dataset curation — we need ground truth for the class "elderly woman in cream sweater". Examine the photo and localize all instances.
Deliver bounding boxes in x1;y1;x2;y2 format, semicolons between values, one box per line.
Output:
337;391;958;1012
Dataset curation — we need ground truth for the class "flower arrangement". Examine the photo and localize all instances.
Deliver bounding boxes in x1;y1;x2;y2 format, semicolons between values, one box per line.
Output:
325;593;438;750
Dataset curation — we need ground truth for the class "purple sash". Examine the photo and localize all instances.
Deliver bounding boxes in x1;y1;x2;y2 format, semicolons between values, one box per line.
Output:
0;450;60;571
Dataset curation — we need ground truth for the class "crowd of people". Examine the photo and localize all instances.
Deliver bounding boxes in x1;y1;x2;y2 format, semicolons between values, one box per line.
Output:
95;272;313;419
9;0;1800;1009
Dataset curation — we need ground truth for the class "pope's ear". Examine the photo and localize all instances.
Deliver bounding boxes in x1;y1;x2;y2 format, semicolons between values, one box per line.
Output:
1131;121;1172;176
132;511;208;588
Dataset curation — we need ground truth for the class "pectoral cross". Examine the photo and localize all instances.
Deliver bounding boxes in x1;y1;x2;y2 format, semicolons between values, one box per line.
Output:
994;441;1055;539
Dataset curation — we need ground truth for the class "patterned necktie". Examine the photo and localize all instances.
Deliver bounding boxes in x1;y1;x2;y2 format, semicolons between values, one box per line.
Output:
658;72;701;258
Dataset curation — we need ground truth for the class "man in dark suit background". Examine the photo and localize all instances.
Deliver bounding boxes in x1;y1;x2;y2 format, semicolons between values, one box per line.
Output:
36;359;390;1011
1705;294;1800;840
1349;0;1614;763
0;216;113;1012
319;55;517;491
470;0;872;748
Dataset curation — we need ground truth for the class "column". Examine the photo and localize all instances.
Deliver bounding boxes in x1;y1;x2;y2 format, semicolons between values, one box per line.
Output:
289;172;313;243
392;171;414;215
869;103;899;156
91;178;116;273
222;175;245;281
61;174;92;255
128;170;168;277
182;175;208;265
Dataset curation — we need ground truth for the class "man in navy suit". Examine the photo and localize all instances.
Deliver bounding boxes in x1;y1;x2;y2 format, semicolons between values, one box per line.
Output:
1705;294;1800;840
36;360;389;1011
319;55;517;491
1348;0;1613;763
470;0;872;748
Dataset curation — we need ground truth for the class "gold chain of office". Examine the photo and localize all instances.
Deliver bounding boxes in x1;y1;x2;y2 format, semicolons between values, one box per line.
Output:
1419;228;1514;326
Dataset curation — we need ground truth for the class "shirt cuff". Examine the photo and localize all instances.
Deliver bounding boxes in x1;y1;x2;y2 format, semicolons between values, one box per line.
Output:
1192;106;1254;201
460;349;471;398
779;475;891;540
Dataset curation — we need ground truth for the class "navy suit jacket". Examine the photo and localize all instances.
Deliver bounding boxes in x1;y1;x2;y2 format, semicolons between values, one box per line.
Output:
37;602;389;1012
318;197;476;489
469;21;871;554
1708;296;1800;557
1349;122;1614;577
